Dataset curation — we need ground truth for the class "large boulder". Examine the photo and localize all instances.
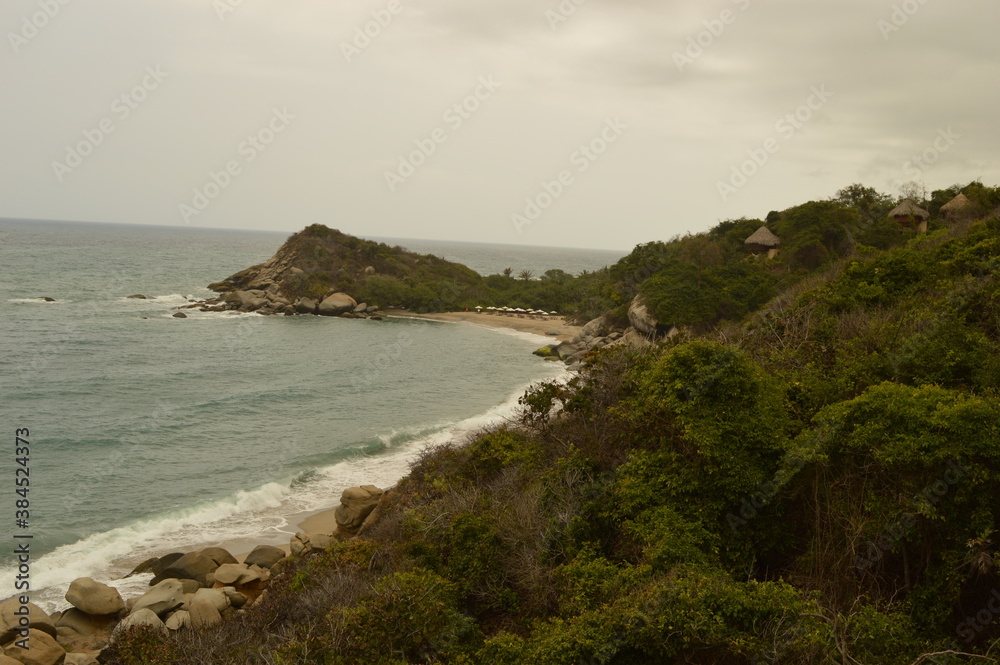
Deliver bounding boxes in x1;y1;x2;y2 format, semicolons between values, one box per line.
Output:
164;610;190;632
234;291;267;311
0;599;56;644
2;629;65;665
243;545;286;569
213;564;261;587
290;533;334;557
115;609;166;636
318;293;357;316
555;342;580;362
334;486;384;535
199;548;238;567
155;551;220;587
294;298;318;314
627;295;659;337
64;578;124;616
191;589;228;614
130;580;185;618
188;597;222;630
55;609;115;638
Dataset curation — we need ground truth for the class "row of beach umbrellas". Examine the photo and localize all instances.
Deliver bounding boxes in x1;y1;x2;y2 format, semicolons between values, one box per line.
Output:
475;306;557;317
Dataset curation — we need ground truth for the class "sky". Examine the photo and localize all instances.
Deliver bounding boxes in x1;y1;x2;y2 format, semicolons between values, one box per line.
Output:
2;0;997;251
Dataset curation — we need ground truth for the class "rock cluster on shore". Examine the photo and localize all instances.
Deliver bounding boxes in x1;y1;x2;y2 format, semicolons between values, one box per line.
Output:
0;485;385;664
168;288;383;320
535;295;678;365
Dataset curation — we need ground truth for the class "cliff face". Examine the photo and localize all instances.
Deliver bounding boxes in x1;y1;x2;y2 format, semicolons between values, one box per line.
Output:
207;224;481;303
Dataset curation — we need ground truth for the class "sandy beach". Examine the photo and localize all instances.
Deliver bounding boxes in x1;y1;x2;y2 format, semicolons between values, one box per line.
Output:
385;310;580;343
277;311;578;547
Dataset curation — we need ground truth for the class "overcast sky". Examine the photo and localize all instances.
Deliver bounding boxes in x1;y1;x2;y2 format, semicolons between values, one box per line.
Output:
2;0;997;250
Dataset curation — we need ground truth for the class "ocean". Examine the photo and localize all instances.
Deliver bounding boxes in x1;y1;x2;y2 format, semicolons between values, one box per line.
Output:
0;218;626;612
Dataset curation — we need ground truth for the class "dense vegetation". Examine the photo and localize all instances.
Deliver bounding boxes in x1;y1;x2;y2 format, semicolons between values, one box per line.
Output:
108;184;1000;664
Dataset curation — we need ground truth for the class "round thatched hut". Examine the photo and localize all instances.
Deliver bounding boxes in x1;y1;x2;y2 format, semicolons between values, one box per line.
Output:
888;199;930;232
940;193;973;220
745;226;782;259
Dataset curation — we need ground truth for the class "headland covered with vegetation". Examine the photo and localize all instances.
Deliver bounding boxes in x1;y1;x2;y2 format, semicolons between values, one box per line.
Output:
94;181;1000;663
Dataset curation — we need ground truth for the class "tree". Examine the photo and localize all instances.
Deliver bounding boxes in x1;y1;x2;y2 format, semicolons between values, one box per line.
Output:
503;267;513;278
518;270;534;283
832;184;894;222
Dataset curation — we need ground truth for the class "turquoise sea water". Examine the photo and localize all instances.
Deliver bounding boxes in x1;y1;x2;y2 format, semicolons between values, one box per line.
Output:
0;219;623;610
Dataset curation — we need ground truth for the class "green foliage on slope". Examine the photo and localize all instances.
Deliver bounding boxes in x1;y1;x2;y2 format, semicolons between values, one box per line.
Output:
107;192;1000;665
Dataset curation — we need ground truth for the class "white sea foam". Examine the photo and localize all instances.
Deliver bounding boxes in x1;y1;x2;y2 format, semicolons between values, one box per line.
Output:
7;298;68;303
3;366;571;614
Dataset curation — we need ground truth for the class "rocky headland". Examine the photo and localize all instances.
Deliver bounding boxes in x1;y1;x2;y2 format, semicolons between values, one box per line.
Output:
179;223;480;319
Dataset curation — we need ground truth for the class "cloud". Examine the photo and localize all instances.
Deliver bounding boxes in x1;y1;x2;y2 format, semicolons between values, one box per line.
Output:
1;0;998;250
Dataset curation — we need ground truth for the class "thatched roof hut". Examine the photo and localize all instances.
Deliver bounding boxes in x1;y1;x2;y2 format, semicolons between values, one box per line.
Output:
888;199;930;223
745;226;782;255
941;193;973;218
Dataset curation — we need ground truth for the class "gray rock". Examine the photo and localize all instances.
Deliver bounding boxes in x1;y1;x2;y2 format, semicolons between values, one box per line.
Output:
222;588;248;610
234;291;267;311
155;551;219;587
0;598;56;644
335;485;384;535
172;312;187;319
295;298;318;315
126;294;147;300
243;545;286;569
192;588;228;613
290;532;333;556
64;578;124;616
213;564;259;587
353;303;368;313
200;548;237;567
627;295;659;337
55;609;114;638
131;580;185;618
188;596;222;629
555;342;580;361
2;629;65;665
125;558;160;578
318;293;357;316
116;608;166;635
164;610;190;632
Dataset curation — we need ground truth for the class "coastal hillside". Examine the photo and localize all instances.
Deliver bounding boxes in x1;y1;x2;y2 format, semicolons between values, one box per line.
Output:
102;190;1000;664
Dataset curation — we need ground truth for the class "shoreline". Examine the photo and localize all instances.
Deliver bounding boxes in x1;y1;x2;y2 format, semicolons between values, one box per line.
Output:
20;319;576;613
384;309;580;344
